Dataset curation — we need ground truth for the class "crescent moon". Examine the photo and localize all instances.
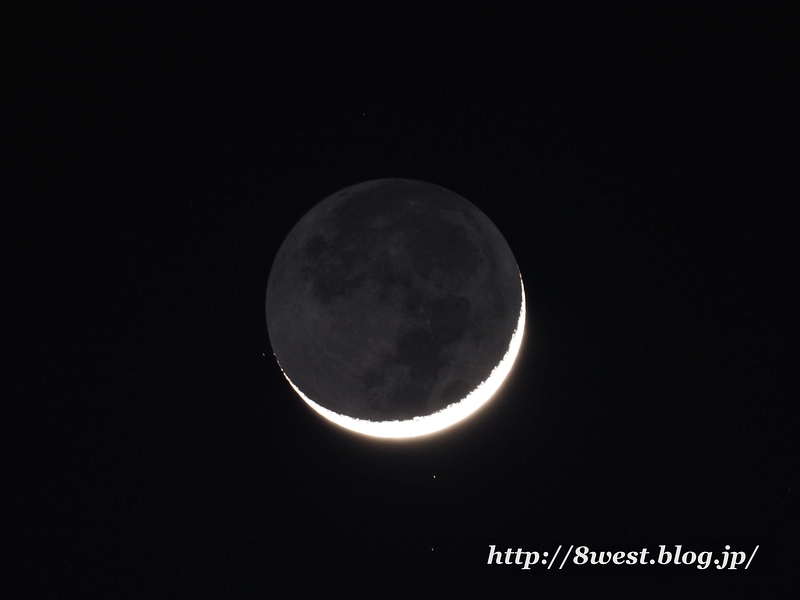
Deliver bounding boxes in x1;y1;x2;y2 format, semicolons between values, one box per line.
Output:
266;179;525;439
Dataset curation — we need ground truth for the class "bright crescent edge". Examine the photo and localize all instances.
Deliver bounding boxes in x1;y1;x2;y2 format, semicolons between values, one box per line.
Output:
276;273;526;439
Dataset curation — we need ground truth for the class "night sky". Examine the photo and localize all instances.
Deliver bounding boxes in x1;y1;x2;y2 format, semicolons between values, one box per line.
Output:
6;4;796;597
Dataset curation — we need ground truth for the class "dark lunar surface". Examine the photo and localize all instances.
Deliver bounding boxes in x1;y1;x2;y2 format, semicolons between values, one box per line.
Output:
266;179;522;421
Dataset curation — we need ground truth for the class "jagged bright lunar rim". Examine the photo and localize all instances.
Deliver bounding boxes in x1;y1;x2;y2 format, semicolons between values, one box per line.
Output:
278;277;525;438
266;179;525;439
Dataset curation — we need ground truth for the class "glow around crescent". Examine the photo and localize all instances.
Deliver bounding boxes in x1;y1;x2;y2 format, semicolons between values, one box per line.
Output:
278;274;526;439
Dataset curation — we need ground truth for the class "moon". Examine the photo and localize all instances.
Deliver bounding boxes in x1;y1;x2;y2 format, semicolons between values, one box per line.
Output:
266;179;525;439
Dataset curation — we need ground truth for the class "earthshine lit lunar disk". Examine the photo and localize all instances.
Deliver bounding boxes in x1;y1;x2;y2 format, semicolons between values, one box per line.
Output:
266;179;525;439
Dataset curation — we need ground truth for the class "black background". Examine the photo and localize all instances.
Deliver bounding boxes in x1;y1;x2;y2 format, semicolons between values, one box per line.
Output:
5;3;796;597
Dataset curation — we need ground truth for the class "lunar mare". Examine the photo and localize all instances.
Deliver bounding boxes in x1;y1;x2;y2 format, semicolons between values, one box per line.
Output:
278;277;525;438
266;179;524;438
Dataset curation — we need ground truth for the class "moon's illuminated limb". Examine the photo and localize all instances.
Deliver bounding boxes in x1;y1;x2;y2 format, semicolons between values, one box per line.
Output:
278;274;526;439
